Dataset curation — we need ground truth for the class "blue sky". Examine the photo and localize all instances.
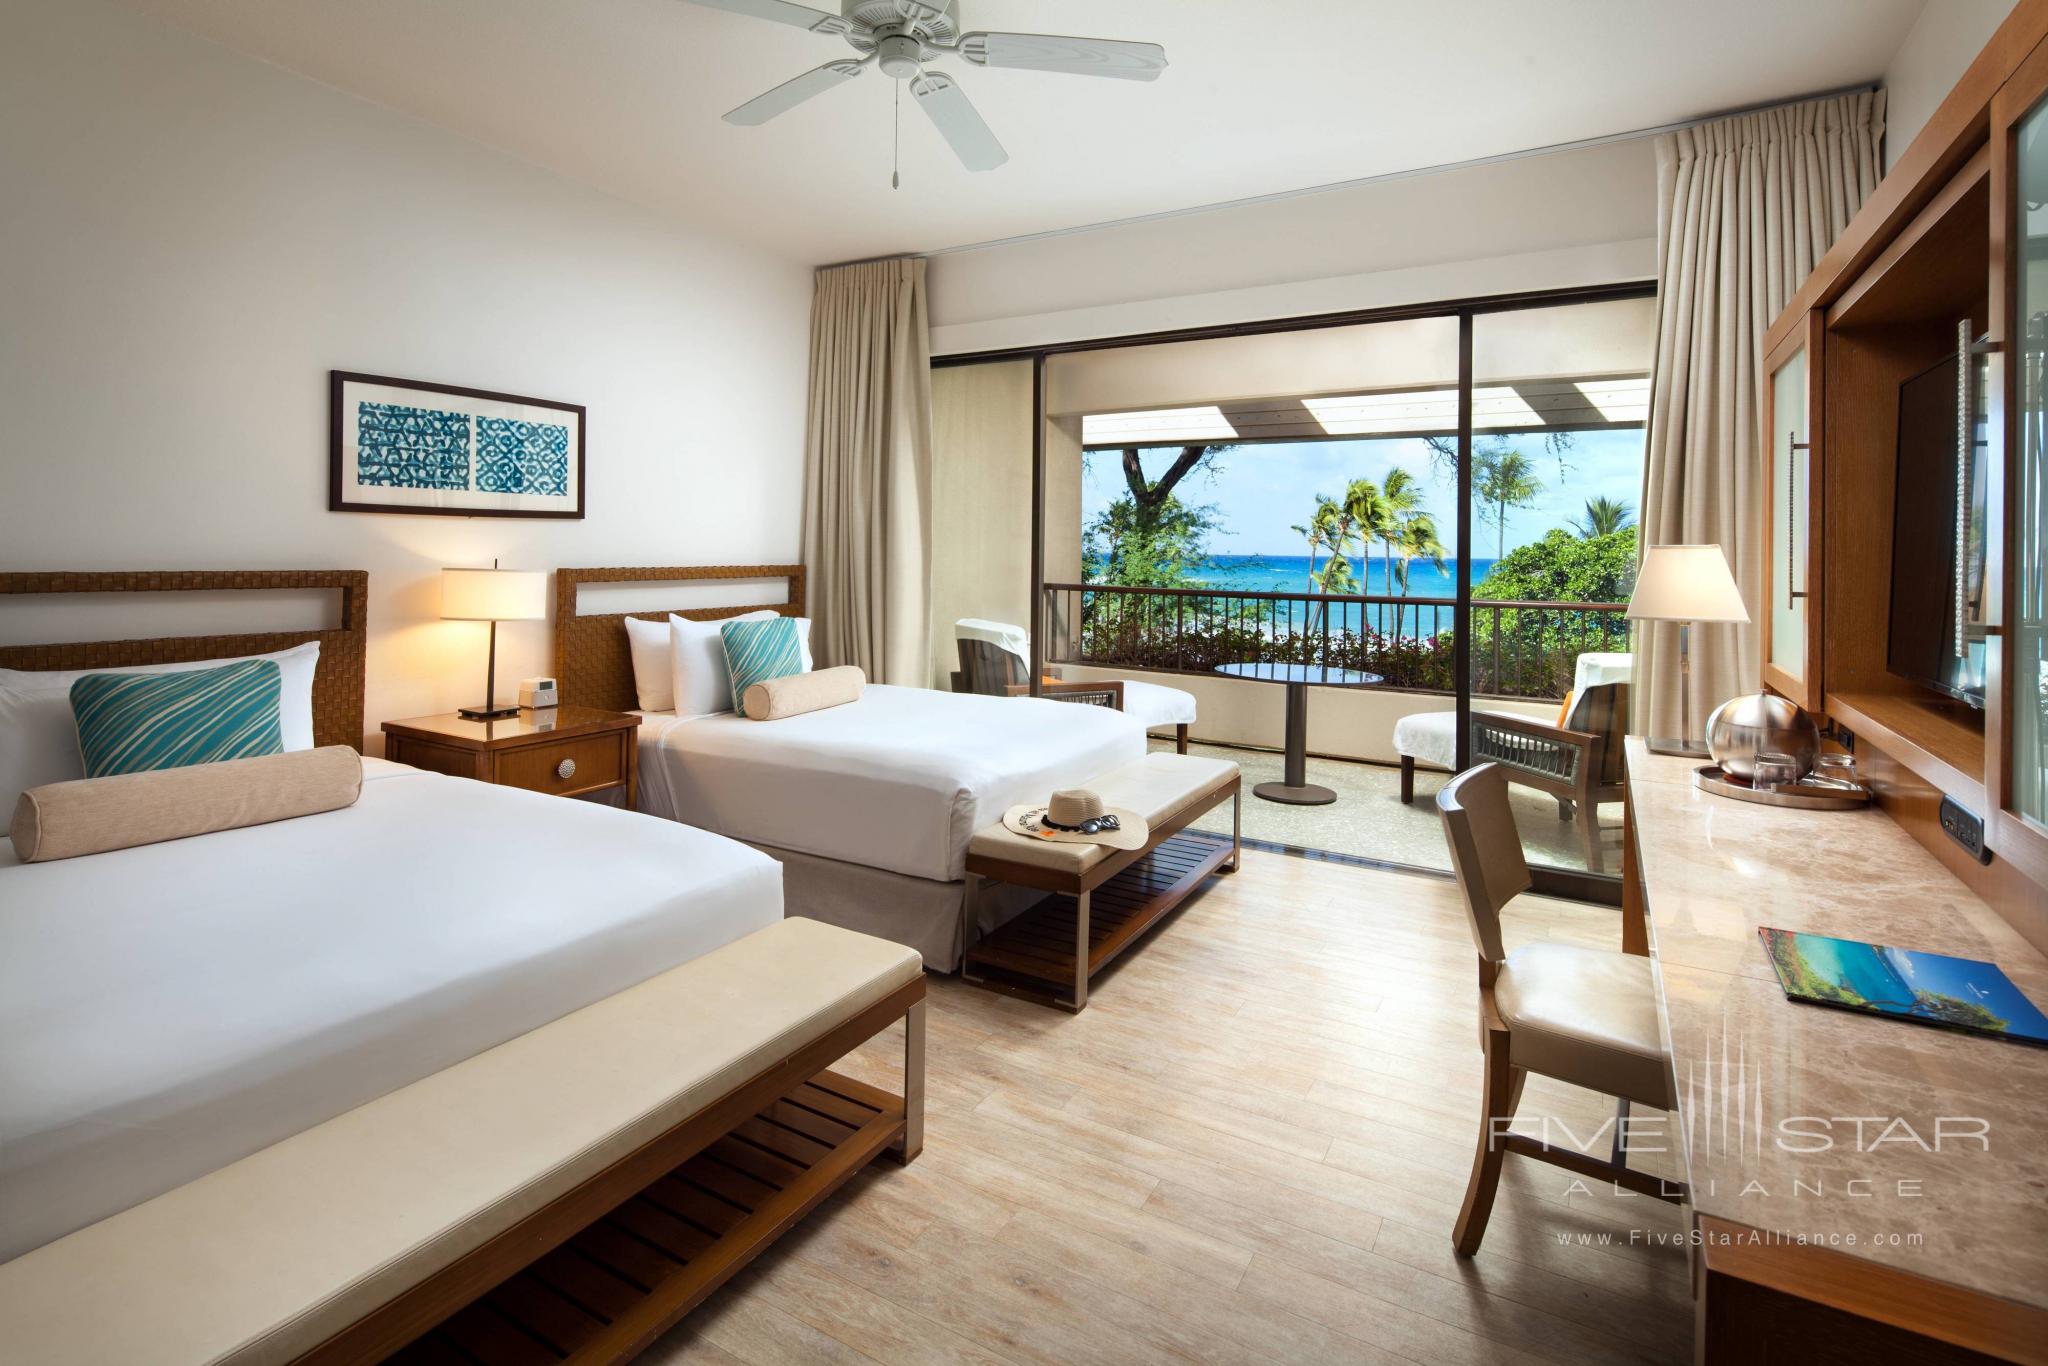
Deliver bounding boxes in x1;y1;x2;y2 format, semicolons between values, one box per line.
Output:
1081;428;1646;560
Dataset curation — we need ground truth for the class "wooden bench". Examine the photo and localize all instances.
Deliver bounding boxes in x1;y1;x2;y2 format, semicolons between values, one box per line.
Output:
0;918;926;1366
962;753;1241;1011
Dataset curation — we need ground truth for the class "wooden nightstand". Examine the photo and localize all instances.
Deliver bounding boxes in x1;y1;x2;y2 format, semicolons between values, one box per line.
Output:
381;706;639;808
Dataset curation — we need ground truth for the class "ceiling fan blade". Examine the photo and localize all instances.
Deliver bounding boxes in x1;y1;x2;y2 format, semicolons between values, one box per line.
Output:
959;31;1167;81
723;58;865;125
679;0;851;36
910;71;1007;172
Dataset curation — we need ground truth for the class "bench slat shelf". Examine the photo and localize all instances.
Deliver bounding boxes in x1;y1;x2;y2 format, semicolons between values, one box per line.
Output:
965;829;1234;1004
385;1070;904;1366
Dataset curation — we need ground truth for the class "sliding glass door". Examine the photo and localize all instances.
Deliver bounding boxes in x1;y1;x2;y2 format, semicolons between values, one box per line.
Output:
934;284;1653;893
1463;296;1654;884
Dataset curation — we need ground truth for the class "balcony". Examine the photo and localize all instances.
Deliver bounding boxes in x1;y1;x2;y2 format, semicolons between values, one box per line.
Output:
1044;582;1628;698
1041;582;1631;876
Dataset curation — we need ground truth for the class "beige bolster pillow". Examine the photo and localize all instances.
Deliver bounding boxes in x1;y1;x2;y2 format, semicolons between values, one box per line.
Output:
10;745;363;863
742;665;865;721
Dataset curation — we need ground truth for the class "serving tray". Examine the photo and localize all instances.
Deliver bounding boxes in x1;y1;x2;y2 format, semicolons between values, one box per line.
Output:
1693;764;1871;811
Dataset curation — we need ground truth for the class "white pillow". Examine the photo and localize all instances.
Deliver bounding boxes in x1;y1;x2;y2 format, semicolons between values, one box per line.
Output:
623;615;675;712
669;611;780;717
0;641;320;818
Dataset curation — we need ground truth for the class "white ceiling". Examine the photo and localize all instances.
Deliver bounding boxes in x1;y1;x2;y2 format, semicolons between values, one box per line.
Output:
119;0;1927;265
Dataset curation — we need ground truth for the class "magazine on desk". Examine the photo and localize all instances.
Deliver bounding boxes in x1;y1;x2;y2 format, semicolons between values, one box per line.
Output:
1759;927;2048;1047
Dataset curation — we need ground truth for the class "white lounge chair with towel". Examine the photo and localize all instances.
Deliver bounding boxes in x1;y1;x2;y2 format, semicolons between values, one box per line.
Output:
952;618;1196;754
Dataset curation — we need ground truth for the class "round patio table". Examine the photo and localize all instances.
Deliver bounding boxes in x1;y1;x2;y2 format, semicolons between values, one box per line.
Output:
1213;662;1383;806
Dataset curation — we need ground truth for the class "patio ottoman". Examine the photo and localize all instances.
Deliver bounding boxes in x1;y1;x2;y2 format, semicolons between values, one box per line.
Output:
1120;679;1198;752
1392;710;1458;803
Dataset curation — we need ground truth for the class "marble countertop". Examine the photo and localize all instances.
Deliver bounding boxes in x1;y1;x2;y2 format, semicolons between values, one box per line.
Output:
1625;739;2048;1308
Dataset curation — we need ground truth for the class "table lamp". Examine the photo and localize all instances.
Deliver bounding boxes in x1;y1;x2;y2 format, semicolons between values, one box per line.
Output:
442;562;546;720
1627;544;1750;757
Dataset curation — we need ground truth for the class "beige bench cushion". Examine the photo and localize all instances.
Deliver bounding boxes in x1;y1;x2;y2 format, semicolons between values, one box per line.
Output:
1494;941;1674;1110
968;752;1237;880
0;916;921;1366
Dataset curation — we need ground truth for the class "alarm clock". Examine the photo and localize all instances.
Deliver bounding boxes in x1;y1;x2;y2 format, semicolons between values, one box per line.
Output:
517;677;558;710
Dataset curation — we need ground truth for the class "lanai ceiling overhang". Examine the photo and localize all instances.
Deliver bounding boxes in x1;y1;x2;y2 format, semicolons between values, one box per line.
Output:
1080;374;1651;448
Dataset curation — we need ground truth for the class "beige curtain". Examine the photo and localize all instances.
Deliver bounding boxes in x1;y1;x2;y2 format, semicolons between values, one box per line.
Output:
801;258;934;685
1637;89;1885;738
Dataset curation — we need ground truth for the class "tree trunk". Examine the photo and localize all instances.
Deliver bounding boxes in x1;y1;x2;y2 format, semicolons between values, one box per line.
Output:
1121;445;1208;513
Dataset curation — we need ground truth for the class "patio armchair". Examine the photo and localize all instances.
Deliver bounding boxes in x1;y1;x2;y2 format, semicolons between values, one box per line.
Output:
950;621;1194;753
952;638;1136;724
1396;682;1629;873
1004;679;1126;709
951;636;1026;696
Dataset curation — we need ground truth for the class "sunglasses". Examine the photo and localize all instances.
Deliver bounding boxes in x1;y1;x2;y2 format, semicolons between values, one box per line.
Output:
1041;812;1121;835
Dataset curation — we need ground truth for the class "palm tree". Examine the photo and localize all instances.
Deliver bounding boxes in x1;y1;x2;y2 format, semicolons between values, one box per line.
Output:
1375;467;1423;632
1313;496;1350;585
1291;519;1324;592
1576;495;1633;538
1475;448;1542;562
1316;488;1361;595
1392;513;1447;638
1335;477;1388;630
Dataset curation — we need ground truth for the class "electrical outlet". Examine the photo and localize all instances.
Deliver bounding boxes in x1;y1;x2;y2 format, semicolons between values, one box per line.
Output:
1939;795;1991;865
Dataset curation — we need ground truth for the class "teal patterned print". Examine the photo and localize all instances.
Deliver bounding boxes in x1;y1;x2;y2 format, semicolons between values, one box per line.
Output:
721;617;806;717
71;659;285;777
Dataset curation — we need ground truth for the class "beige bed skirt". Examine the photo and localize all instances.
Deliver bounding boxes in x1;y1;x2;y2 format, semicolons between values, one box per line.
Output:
744;840;1037;971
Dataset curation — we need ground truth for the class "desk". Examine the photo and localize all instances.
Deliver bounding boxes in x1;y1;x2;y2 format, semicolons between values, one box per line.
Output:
1622;739;2048;1363
1212;662;1381;805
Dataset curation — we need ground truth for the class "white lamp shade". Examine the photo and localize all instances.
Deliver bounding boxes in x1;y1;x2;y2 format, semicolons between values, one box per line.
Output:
1626;545;1749;623
441;568;546;622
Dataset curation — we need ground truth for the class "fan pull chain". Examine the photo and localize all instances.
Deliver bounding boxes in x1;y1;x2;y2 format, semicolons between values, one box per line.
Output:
892;80;901;190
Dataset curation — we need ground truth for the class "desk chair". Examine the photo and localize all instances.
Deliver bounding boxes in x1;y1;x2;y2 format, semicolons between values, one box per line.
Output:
1436;763;1685;1255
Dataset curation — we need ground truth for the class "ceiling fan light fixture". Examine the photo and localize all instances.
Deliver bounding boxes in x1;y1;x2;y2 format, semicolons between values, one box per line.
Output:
685;0;1165;172
877;34;923;79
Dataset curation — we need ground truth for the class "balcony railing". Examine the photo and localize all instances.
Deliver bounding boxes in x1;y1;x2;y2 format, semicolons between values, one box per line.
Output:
1043;582;1629;700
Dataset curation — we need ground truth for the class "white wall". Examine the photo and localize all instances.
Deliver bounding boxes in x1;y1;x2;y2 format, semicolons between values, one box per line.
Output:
1882;0;2019;170
929;360;1035;689
0;0;812;747
928;138;1658;355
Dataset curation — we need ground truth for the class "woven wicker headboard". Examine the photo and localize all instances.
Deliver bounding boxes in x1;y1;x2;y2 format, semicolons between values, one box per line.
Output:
0;570;370;751
554;565;806;712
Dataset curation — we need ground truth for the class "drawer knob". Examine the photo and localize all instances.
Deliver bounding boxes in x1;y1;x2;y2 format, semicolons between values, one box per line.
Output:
555;758;577;781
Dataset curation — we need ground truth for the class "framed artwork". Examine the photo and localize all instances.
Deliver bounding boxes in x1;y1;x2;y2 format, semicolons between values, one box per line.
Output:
329;371;585;519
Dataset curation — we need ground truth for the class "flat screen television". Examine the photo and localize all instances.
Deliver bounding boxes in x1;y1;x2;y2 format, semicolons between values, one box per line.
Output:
1887;339;1989;707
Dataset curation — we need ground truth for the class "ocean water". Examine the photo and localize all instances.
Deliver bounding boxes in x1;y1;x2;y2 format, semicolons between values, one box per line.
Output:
1195;553;1492;599
1082;553;1500;640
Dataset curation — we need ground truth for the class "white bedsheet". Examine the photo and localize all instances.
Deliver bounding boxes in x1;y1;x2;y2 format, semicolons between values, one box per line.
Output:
0;759;782;1261
636;683;1147;882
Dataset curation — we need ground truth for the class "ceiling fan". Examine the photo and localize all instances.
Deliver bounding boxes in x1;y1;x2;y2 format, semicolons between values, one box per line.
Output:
682;0;1167;173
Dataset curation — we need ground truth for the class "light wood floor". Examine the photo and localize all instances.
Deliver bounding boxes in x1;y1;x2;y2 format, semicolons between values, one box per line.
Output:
644;851;1693;1366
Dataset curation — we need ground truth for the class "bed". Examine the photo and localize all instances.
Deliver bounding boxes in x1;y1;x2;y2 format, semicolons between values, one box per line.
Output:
0;571;785;1265
555;565;1151;967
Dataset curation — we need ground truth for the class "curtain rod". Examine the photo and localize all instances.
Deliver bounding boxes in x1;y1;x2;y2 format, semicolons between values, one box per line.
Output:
817;80;1876;269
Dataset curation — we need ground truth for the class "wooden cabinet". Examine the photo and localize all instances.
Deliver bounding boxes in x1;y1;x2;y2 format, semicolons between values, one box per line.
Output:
1758;2;2048;942
1761;313;1824;712
1991;38;2048;890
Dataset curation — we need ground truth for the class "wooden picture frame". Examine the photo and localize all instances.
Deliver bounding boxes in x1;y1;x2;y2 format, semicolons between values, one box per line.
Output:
329;370;585;519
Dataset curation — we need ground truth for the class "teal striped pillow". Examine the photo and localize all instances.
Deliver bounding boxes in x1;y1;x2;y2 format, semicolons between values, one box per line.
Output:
71;659;285;778
721;617;806;717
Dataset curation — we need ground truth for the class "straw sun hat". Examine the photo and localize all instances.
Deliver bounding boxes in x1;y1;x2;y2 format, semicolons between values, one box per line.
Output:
1001;788;1148;850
